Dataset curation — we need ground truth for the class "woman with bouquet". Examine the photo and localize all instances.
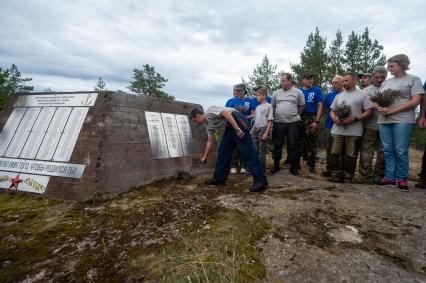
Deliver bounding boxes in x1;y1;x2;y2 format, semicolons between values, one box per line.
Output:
375;54;424;191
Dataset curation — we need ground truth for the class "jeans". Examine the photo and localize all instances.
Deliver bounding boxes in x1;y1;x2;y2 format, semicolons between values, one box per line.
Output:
213;112;267;184
378;123;413;180
272;121;299;169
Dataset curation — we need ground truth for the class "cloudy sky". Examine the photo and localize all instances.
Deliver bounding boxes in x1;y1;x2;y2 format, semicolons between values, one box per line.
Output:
1;0;425;109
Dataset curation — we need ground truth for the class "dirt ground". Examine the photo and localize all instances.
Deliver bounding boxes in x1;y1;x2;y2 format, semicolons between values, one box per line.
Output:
0;158;425;282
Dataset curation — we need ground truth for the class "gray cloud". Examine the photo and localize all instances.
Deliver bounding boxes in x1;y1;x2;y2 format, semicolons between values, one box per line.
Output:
0;0;425;110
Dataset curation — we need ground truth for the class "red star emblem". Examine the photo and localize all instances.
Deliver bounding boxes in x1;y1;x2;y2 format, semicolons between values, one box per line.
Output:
9;174;23;190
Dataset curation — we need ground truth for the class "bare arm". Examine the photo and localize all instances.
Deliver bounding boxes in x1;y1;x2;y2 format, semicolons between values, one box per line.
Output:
330;110;343;126
378;94;422;116
201;134;215;162
298;105;305;115
262;120;273;140
341;108;374;125
315;102;323;122
220;110;245;138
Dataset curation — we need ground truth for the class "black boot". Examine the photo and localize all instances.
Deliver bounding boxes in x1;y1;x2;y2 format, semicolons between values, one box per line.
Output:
270;160;280;174
250;181;268;192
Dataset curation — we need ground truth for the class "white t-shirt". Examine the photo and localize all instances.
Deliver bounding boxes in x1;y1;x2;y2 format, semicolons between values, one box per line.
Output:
253;103;273;128
205;106;236;134
331;89;373;136
362;85;379;129
377;74;424;124
272;87;305;123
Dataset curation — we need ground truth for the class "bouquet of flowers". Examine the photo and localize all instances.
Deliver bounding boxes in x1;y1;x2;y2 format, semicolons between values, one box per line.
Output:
334;102;352;120
370;89;400;107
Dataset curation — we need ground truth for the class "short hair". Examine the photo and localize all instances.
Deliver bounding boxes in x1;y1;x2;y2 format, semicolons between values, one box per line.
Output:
256;87;267;96
280;72;292;81
372;66;388;77
388;54;410;70
190;108;204;118
343;72;357;79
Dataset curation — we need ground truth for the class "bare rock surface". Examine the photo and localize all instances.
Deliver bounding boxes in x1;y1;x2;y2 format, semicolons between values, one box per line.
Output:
218;171;426;282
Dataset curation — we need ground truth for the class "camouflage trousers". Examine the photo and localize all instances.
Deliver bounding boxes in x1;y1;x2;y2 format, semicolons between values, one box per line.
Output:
359;128;385;179
329;134;362;180
298;114;318;166
252;127;268;170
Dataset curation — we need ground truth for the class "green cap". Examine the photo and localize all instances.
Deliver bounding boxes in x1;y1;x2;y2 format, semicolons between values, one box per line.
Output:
233;83;247;91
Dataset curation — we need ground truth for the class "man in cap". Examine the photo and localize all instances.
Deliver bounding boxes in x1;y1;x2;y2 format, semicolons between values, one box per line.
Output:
225;83;255;173
357;67;386;183
299;73;324;173
358;73;372;89
190;106;268;192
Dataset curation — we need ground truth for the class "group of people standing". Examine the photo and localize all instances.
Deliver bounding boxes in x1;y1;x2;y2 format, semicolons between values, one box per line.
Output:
190;53;426;193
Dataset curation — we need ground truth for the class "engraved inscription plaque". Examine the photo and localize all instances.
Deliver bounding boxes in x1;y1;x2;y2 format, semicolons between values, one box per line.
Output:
145;112;169;159
175;114;192;156
161;113;184;158
0;108;27;156
36;108;72;160
53;107;89;162
20;107;56;159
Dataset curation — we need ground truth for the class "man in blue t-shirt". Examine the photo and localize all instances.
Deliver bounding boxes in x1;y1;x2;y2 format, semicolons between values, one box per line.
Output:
322;75;344;177
225;83;255;174
299;73;324;173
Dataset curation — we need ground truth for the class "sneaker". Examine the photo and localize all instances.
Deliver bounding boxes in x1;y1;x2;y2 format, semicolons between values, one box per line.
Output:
375;177;396;186
240;168;247;174
250;182;268;192
414;181;426;189
204;179;226;186
270;167;280;174
230;168;237;174
397;179;409;191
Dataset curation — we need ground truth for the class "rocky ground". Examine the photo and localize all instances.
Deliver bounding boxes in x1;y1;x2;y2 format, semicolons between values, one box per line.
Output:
0;165;425;282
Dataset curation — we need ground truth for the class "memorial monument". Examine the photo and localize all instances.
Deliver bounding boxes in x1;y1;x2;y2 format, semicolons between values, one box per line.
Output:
0;91;215;200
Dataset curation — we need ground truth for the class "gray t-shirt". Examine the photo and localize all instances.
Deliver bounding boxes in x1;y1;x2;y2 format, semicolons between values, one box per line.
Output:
205;106;236;135
253;103;273;128
362;85;379;129
272;87;305;123
377;74;424;124
331;89;373;136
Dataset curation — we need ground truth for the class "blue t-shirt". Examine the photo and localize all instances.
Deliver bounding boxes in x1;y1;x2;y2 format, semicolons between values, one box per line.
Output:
324;90;338;129
423;81;426;92
251;96;272;109
300;86;324;114
225;97;255;118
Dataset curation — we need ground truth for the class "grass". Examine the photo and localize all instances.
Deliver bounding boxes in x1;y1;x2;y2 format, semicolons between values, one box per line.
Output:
0;180;271;282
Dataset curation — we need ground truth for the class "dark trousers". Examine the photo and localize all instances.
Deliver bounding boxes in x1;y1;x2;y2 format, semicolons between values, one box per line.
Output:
298;114;318;167
213;113;267;184
421;142;426;181
324;128;333;172
272;121;299;169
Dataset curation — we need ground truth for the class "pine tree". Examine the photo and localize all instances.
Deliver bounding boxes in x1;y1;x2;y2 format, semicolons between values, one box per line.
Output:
291;27;328;88
242;55;280;97
326;30;345;81
0;64;33;110
343;31;363;73
359;27;386;73
94;77;106;91
128;64;174;100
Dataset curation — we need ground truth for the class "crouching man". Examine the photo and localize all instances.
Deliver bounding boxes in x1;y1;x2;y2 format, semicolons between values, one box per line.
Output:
190;107;268;192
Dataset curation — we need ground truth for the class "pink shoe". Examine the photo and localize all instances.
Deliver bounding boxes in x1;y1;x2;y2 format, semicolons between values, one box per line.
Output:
375;177;396;186
397;179;409;191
